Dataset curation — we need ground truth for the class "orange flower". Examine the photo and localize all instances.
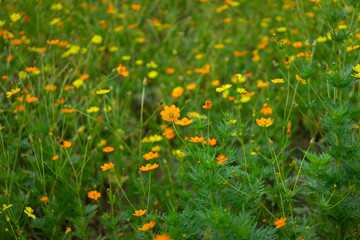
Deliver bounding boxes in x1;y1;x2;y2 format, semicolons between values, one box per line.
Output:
80;74;90;80
133;209;146;216
175;117;194;126
60;140;72;148
143;152;159;160
216;154;228;164
103;146;114;153
40;196;48;202
160;105;180;122
52;155;59;160
256;118;274;127
228;96;235;102
186;83;196;90
88;190;101;200
47;39;59;45
189;135;204;143
100;162;114;171
25;67;38;73
163;128;175;139
287;121;291;133
138;221;155;231
25;95;38;103
260;103;273;115
204;137;217;146
274;217;287;229
139;163;159;172
166;68;175;74
131;4;141;11
292;41;303;48
202;100;212;109
117;64;129;77
171;87;184;98
257;81;268;88
61;108;75;113
155;234;174;240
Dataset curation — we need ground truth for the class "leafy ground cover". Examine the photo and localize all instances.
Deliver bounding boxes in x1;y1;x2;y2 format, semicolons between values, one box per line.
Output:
1;0;360;239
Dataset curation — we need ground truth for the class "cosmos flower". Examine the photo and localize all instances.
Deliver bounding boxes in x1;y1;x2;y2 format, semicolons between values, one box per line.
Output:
274;217;287;229
160;105;180;122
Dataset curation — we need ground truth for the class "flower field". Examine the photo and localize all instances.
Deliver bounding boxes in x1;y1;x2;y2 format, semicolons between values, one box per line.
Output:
1;0;360;239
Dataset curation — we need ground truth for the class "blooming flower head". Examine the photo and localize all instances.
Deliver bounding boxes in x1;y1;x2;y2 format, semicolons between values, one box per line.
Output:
202;100;212;109
138;221;155;231
100;162;115;171
96;89;110;95
260;103;273;115
103;146;114;153
155;234;174;240
171;87;184;98
256;118;274;127
133;209;146;216
216;84;232;92
163;128;175;139
175;117;194;126
204;137;217;146
60;140;72;148
91;35;103;44
216;154;228;164
271;78;285;84
10;13;22;22
189;135;205;143
40;196;48;202
274;217;287;228
25;67;39;73
143;152;159;160
139;163;159;171
160;105;180;122
88;190;101;200
117;64;129;77
52;155;59;160
24;207;36;219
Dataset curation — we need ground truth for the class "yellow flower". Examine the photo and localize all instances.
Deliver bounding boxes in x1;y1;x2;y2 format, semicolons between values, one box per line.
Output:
231;74;246;84
96;89;110;95
122;55;131;61
87;106;100;113
91;35;103;44
3;204;13;211
51;3;63;10
72;79;84;88
237;88;246;94
271;78;285;84
146;61;158;68
6;88;21;98
148;70;158;79
50;18;61;25
353;64;360;73
216;84;232;92
10;13;22;22
104;106;112;112
24;207;36;219
256;118;274;127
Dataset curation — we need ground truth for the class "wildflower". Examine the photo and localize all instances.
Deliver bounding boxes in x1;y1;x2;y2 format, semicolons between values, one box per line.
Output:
148;70;158;79
163;128;175;139
292;41;303;48
175;117;194;126
80;74;90;80
117;64;129;77
257;80;268;88
260;103;273;115
189;135;205;143
131;4;141;11
103;146;114;153
204;137;217;146
256;118;274;127
87;106;100;113
143;152;159;160
24;207;36;219
133;209;146;216
186;83;196;90
171;87;184;98
47;39;59;45
216;154;228;164
25;95;38;103
160;105;180;122
3;204;13;211
40;197;48;202
228;96;235;102
140;163;159;171
138;221;156;231
52;155;59;160
287;121;291;133
65;227;71;234
100;162;115;171
61;108;75;113
6;88;21;98
274;217;287;229
202;100;212;109
353;64;360;73
88;190;101;200
271;78;285;84
10;13;22;22
96;89;110;95
45;84;57;92
231;74;246;84
216;84;232;92
151;146;161;152
155;234;174;240
91;35;103;44
166;68;175;74
25;67;38;73
295;74;307;84
237;88;246;94
211;80;220;86
60;140;72;148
